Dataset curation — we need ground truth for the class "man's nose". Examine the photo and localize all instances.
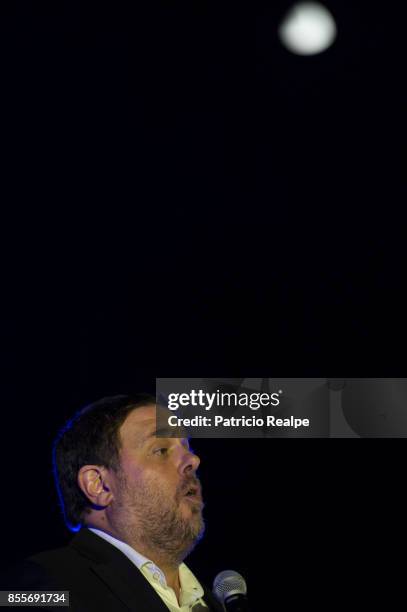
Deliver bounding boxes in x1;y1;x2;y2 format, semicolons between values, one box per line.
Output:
179;448;200;474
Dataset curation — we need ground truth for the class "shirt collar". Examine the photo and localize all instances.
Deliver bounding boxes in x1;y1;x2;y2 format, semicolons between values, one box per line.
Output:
88;527;152;571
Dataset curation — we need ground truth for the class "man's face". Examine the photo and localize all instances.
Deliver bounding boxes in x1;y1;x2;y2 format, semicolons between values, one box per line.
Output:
108;404;205;561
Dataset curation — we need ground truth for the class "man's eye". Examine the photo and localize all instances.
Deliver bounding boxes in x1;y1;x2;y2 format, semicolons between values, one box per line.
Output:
154;448;168;455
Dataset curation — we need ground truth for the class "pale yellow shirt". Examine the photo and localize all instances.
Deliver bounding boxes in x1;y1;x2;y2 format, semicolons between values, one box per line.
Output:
89;528;208;611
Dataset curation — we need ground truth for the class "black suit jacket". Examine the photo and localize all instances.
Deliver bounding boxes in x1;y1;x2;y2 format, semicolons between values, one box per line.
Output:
3;529;223;612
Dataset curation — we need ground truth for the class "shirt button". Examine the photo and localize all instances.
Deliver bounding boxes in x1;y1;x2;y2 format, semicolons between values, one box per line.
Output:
153;572;160;581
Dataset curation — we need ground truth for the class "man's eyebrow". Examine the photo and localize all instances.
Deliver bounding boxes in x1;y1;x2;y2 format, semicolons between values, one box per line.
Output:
138;427;189;444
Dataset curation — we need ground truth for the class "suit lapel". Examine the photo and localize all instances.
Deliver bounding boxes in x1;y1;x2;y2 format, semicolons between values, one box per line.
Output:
70;529;224;612
70;529;170;612
90;561;169;612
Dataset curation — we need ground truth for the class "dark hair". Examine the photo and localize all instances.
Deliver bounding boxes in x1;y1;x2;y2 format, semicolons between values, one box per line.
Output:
52;393;155;531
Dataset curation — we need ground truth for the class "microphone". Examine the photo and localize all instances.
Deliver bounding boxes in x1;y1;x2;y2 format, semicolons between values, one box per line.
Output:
213;570;250;611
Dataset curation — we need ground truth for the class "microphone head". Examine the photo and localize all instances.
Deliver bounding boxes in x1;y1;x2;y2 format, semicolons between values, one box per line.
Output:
213;570;247;605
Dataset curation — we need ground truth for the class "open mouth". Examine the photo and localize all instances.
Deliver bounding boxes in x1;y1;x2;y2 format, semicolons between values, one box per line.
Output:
182;486;202;504
185;486;198;497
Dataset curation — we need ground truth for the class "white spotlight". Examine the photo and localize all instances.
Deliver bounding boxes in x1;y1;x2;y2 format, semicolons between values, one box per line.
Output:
278;2;337;56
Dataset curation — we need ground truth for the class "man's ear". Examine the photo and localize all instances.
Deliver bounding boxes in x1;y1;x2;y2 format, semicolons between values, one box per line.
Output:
77;465;114;508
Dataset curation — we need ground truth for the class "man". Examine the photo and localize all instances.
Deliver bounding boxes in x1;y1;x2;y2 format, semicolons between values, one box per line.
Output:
4;394;222;612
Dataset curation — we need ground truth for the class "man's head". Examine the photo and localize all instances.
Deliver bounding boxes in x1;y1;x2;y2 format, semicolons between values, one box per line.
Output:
53;395;205;564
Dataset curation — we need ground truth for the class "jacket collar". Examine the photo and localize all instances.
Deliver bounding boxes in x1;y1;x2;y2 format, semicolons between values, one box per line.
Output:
70;528;223;612
70;528;172;612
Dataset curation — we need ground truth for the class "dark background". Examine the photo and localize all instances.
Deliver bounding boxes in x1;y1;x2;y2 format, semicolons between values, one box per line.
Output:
1;0;405;607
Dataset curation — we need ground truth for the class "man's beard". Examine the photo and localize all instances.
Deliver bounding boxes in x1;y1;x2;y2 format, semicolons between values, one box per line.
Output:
112;472;205;565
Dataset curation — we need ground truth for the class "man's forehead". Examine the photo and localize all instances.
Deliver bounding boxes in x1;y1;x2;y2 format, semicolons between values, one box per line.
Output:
120;405;187;442
121;405;157;433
